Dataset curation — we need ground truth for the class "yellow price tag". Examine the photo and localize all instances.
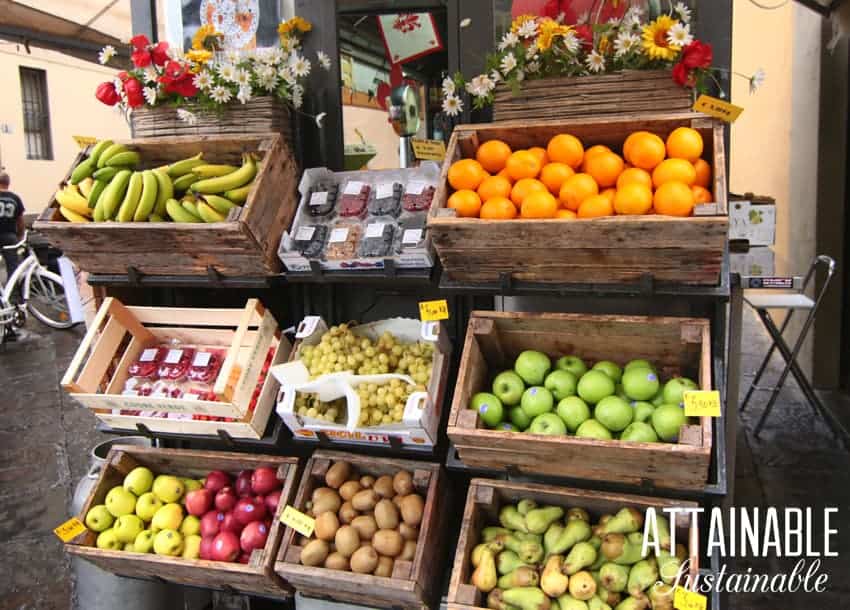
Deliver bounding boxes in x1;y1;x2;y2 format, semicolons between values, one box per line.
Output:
419;299;449;322
411;139;446;161
54;517;87;542
684;390;722;418
693;95;744;123
73;135;99;149
280;505;315;537
674;587;707;610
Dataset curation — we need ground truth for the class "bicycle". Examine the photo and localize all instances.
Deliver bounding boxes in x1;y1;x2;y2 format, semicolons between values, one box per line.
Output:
1;230;75;343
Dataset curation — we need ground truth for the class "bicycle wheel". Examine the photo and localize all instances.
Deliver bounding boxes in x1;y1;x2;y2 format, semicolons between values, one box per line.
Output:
26;269;74;329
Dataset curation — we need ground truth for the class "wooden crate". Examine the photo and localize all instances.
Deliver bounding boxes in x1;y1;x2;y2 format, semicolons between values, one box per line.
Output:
275;450;447;609
33;133;297;276
447;312;713;491
66;445;301;597
492;70;693;122
427;112;728;285
62;298;290;439
447;478;700;610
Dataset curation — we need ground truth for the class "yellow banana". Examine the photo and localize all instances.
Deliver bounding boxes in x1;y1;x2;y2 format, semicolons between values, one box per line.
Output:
201;195;237;216
192;164;239;178
167;152;204;177
133;170;159;222
116;172;144;222
93;166;121;181
78;177;95;198
93;199;106;222
55;187;92;217
88;139;113;166
87;179;108;209
191;154;257;194
100;170;132;220
149;214;165;222
59;206;90;223
173;173;200;193
106;151;141;167
166;199;202;223
223;182;252;204
197;201;226;223
96;143;127;168
181;200;203;219
70;157;96;184
152;169;173;217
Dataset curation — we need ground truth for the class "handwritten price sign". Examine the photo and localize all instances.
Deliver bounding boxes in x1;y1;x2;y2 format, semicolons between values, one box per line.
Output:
419;299;449;322
674;587;707;610
411;139;446;161
280;505;315;537
693;95;743;123
683;390;722;418
54;517;87;542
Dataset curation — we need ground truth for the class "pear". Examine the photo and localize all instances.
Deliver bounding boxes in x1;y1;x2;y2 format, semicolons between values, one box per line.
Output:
599;508;644;536
498;566;540;589
596;587;621;608
498;549;531;575
474;541;505;566
541;555;569;597
568;570;597;601
648;583;675;610
565;542;597;575
557;594;589;610
544;523;565;556
587;536;602;550
593;515;613;536
589;550;607;571
656;550;682;585
515;531;544;544
487;588;520;610
472;547;498;593
600;563;629;592
518;499;538;515
503;535;545;564
484;527;513;541
649;514;671;551
526;506;565;534
627;558;659;597
503;587;551;610
601;534;645;565
568;508;590;522
614;596;650;610
501;505;529;533
588;597;612;610
549;519;592;555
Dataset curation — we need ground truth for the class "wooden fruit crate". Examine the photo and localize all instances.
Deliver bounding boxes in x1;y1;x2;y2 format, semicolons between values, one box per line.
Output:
65;445;301;597
447;311;713;491
428;112;727;285
275;450;448;609
492;70;693;122
33;133;297;276
62;298;290;439
447;478;700;610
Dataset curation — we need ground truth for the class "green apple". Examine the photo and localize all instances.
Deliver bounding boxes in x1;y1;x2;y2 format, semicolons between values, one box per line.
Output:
544;369;577;401
182;534;202;559
520;386;554;418
577;370;615;404
181;478;203;493
105;486;137;517
592;360;622;383
622;367;660;401
499;422;519;432
615;383;629;401
113;514;145;543
594;396;634;432
662;377;698;407
509;406;532;431
528;413;567;436
624;359;655;372
180;515;201;537
135;492;163;522
470;392;504;428
651;388;666;407
151;503;184;532
134;529;155;553
153;529;184;556
96;529;122;550
152;475;185;504
556;396;591;433
123;466;154;496
632;401;656;423
556;355;587;378
621;422;659;443
652;404;688;442
492;370;526;406
84;504;114;532
575;419;613;440
514;350;551;386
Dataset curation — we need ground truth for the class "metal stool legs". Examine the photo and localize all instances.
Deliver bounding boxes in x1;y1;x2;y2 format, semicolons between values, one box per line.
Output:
739;308;796;412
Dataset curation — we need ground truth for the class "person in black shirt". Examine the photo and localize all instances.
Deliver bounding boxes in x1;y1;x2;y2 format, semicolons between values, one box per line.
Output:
0;171;25;279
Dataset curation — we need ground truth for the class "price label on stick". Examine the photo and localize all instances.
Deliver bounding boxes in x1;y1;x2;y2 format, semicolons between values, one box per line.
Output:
419;299;449;322
683;390;722;417
674;587;707;610
693;94;744;123
280;505;315;537
54;517;87;542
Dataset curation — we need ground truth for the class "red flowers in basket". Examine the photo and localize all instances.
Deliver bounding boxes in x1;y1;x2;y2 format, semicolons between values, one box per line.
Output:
130;34;169;68
159;60;199;98
672;41;713;88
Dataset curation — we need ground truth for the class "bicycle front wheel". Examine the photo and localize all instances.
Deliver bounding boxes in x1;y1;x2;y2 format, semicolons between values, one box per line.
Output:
26;269;74;329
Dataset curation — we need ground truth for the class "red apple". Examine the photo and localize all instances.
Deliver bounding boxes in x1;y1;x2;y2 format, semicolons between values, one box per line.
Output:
235;470;254;497
204;470;231;493
264;490;282;513
234;496;267;525
251;467;282;495
237;552;251;564
200;510;226;538
185;489;214;516
221;511;244;534
199;537;216;560
240;521;270;553
215;486;238;512
211;531;240;562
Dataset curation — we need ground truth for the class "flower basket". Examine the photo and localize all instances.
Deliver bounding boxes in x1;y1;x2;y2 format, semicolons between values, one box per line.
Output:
492;69;694;122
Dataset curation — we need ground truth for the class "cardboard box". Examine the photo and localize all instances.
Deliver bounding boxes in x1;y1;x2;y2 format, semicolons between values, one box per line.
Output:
729;194;776;246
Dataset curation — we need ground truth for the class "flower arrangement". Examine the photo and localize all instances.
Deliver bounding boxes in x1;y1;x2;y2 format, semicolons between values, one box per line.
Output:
95;17;329;120
442;3;763;116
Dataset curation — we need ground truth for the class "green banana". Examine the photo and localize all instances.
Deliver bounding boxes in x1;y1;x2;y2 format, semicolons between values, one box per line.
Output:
87;179;108;209
106;151;141;167
191;154;257;194
116;172;144;222
167;152;204;177
93;166;121;181
133;170;159;222
148;214;165;222
96;143;127;168
99;169;132;219
88;139;113;166
181;200;203;219
173;173;200;193
197;201;225;223
192;163;238;178
202;195;237;216
152;169;173;217
223;183;252;204
93;198;106;222
166;198;201;223
70;157;96;185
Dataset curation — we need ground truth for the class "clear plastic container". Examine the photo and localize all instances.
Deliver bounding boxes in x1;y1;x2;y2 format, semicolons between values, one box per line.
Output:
127;346;167;379
368;182;403;217
292;224;328;259
398;213;427;251
187;348;225;383
359;220;397;258
157;347;196;382
339;180;370;218
305;183;338;218
402;180;436;212
324;221;362;259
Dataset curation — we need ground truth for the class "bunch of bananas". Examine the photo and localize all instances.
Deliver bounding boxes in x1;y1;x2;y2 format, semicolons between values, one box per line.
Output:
54;139;258;224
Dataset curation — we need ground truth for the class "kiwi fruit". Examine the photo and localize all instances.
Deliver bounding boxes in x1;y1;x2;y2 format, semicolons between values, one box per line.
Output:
401;540;417;561
325;461;352;489
351;489;379;512
334;525;361;558
374;556;394;577
312;486;337;502
324;552;349;571
393;470;414;496
374;499;400;530
338;501;358;524
314;511;340;541
351;515;378;541
312;489;342;516
391;494;406;509
399;522;419;542
400;494;424;526
300;539;330;567
359;475;376;489
373;475;395;499
339;480;362;501
350;545;379;574
372;529;404;558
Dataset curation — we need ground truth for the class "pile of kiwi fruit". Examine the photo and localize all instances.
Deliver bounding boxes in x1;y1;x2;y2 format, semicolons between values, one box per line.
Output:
298;460;425;576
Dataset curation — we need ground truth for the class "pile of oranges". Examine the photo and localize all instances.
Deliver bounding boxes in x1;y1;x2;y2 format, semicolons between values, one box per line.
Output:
446;128;713;220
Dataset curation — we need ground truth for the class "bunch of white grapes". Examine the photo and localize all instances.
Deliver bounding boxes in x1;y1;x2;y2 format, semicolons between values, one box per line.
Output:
355;378;428;427
295;392;347;424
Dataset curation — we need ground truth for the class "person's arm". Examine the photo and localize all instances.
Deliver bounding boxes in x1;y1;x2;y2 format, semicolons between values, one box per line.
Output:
15;195;24;239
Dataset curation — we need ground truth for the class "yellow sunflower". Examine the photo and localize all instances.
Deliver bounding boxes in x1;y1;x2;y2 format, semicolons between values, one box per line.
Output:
537;20;573;51
186;49;213;64
511;14;536;34
192;24;222;51
642;15;681;61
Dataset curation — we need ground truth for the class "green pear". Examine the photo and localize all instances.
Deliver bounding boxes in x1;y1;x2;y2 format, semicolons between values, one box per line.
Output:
96;529;122;550
595;582;621;607
549;518;592;555
487;589;519;610
133;529;155;553
589;550;607;571
500;505;529;532
105;486;137;517
123;466;154;496
503;535;545;564
135;492;164;522
648;583;675;610
544;523;565;556
541;555;569;597
600;534;645;565
565;542;597;575
599;508;644;536
113;514;145;543
151;502;184;532
587;535;602;550
518;499;538;515
568;508;590;523
656;549;683;585
599;563;629;592
180;515;201;537
483;526;512;541
515;531;543;544
182;534;202;559
631;402;655;423
627;558;658;597
526;506;565;534
614;597;650;610
503;587;552;610
557;594;589;610
497;549;531;575
84;504;114;532
498;566;540;589
473;541;505;566
153;529;184;556
568;570;597;601
472;547;498;593
651;514;671;551
588;597;611;610
620;422;658;443
152;475;185;503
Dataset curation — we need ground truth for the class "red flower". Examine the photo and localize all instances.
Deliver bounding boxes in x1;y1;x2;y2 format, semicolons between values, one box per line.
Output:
130;34;150;50
672;62;694;87
151;41;170;67
117;71;131;82
95;81;121;106
680;41;713;70
574;24;594;50
123;77;145;108
158;61;198;98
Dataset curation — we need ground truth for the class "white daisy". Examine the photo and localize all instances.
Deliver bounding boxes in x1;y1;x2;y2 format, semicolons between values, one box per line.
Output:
233;68;252;88
490;69;502;84
209;85;232;104
586;50;605;73
280;65;296;85
517;19;538;39
498;31;519;51
112;77;124;94
289;53;311;78
98;45;115;65
236;85;252;105
193;70;213;90
258;73;279;92
143;66;158;84
562;31;580;54
257;64;277;80
576;10;590;24
268;47;286;65
291;87;304;109
143;86;157;105
526;60;540;73
500;53;517;74
526;45;538;60
176;109;198;125
667;22;693;48
218;63;237;82
441;76;456;96
614;32;640;57
317;50;331;70
749;68;766;94
280;35;297;53
674;2;692;23
224;49;241;64
442;94;463;117
465;74;495;97
515;70;525;82
315;112;327;128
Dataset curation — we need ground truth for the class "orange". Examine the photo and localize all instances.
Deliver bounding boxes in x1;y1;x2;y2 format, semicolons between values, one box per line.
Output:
511;178;548;207
559;173;599;211
539;162;575;194
521;191;559;218
497;167;513;180
528;146;549;166
614;184;654;215
556;209;577;219
505;150;543;181
654;182;695;217
547;134;584;169
693;159;712;188
652;158;697;188
447;189;482;218
617;167;653;190
577;194;614;218
601;188;616;203
625;131;666;170
585;151;625;188
448;159;487;191
581;145;612;171
480;196;518;220
692;185;713;204
477;175;513;202
476;140;512;173
666;127;704;163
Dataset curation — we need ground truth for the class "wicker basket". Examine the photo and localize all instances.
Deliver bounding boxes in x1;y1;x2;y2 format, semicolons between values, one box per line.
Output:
492;69;694;122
